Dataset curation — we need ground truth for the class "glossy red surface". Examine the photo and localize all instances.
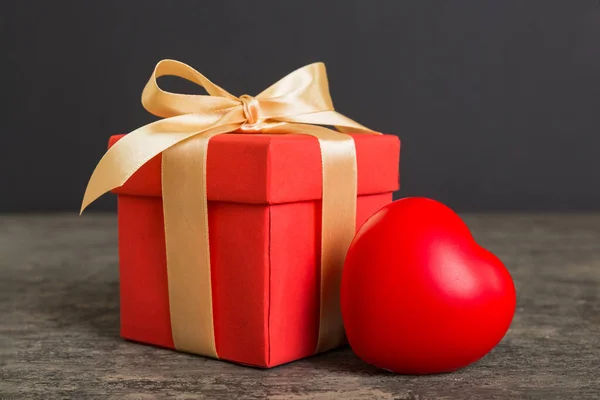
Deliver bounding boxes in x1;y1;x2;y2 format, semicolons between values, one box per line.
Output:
341;198;516;374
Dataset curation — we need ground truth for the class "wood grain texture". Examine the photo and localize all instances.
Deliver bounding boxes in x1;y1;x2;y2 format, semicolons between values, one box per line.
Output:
0;214;598;399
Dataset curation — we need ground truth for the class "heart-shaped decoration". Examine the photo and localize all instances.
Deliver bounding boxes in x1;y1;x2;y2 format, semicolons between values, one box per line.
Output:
341;198;516;374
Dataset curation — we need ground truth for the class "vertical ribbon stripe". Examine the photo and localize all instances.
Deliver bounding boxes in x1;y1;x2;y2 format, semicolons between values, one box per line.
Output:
264;123;358;352
162;124;242;358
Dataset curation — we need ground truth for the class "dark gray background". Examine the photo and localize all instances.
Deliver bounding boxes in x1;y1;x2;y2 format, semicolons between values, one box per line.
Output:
3;1;599;212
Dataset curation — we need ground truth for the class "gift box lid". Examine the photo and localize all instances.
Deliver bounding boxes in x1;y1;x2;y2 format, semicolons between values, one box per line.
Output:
110;133;400;204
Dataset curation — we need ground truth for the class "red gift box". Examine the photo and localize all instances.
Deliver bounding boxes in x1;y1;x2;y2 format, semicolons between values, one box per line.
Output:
110;132;400;367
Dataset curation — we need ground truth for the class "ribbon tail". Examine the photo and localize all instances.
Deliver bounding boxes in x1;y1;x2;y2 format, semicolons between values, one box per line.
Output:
263;123;357;353
275;111;378;134
80;111;245;214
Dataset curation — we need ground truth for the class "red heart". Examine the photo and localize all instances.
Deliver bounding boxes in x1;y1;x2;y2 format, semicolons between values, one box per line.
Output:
341;198;516;374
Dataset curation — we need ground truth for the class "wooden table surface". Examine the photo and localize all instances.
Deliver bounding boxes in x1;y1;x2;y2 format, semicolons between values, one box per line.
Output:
1;214;598;399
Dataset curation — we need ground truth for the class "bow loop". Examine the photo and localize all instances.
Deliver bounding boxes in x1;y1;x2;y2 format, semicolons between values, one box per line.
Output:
141;60;339;122
142;59;240;119
255;62;335;119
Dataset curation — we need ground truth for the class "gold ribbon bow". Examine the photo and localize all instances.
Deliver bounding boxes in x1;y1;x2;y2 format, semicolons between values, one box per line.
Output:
81;59;378;358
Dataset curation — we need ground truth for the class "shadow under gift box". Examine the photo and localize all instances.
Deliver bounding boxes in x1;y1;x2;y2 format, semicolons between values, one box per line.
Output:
109;132;400;368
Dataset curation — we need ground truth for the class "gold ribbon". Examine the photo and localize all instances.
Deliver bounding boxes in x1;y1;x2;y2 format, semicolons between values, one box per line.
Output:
81;59;378;358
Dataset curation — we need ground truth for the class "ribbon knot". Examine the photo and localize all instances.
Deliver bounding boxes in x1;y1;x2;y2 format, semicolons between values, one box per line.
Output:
239;94;260;125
